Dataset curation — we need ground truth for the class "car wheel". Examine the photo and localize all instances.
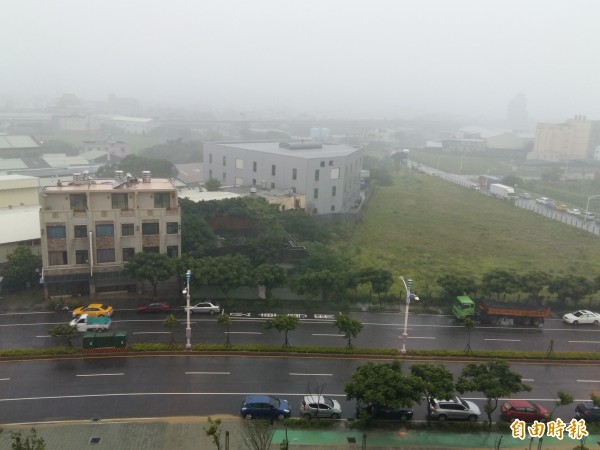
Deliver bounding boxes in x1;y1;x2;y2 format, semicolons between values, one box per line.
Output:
209;310;216;315
438;415;447;422
399;414;408;421
573;320;579;325
468;415;477;422
303;413;312;420
331;413;340;419
594;320;599;326
244;414;253;420
277;413;285;420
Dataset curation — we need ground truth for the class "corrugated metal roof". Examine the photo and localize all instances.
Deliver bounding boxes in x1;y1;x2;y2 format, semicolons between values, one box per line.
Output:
0;135;39;149
42;154;91;167
0;159;28;171
0;205;41;244
213;141;360;159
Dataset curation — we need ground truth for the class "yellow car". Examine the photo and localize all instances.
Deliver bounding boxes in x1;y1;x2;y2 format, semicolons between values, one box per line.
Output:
72;303;113;318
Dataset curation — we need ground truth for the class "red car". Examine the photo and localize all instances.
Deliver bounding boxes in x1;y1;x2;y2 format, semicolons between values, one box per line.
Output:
136;302;172;313
500;400;549;422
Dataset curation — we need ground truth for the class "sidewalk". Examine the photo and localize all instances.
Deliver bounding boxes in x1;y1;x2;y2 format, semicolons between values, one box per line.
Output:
0;417;595;450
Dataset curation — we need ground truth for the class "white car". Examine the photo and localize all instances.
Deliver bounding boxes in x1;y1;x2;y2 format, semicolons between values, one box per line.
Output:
185;301;220;314
563;310;600;325
300;395;342;419
567;208;581;216
535;197;549;205
582;211;595;220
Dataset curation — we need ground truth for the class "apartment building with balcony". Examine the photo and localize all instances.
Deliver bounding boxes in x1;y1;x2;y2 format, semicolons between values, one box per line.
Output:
203;141;363;215
39;170;180;299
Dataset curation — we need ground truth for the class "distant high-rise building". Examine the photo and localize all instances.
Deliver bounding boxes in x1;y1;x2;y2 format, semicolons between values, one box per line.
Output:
529;115;600;161
506;93;529;131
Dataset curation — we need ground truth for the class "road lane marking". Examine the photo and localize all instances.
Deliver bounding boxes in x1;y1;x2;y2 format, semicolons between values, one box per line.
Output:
406;337;436;339
577;380;600;383
484;339;521;342
0;378;10;381
132;332;170;335
36;335;53;338
569;340;600;344
185;372;230;375
312;333;344;337
226;332;262;334
289;373;333;376
76;373;124;377
522;379;535;382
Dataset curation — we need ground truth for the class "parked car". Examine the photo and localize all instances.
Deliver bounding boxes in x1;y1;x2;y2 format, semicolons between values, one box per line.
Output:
430;397;480;422
500;400;549;422
357;403;413;421
567;208;581;216
72;303;113;318
563;310;600;325
575;402;600;422
185;301;220;314
300;395;342;419
240;395;291;420
136;302;171;313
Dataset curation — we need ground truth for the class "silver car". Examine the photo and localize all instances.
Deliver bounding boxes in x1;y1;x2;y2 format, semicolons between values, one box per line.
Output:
300;395;342;419
186;301;220;314
430;397;480;422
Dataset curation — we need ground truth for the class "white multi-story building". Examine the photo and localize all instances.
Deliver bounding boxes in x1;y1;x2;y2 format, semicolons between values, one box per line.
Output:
39;170;180;299
203;141;363;215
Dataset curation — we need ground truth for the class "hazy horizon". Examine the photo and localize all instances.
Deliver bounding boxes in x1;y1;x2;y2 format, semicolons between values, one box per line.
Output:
3;0;600;122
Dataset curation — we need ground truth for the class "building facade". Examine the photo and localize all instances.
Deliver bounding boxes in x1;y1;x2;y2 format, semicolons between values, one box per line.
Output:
203;141;362;215
529;115;600;161
39;171;180;299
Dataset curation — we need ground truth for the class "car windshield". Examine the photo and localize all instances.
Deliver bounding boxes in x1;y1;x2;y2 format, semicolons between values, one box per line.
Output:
458;398;468;408
573;311;583;317
324;398;334;407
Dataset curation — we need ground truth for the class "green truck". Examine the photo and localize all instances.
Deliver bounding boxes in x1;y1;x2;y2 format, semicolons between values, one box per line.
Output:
452;295;551;326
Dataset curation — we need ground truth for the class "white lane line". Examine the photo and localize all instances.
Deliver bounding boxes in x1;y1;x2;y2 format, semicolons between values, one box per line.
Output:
36;335;53;338
312;333;344;337
289;373;333;376
569;340;600;344
577;380;600;383
484;339;521;342
76;373;124;377
132;331;170;335
522;379;535;382
0;378;10;381
225;332;262;335
406;337;436;339
185;372;230;375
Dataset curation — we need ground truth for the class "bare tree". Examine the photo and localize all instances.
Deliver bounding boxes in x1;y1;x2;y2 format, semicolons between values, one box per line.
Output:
242;419;274;450
302;382;327;419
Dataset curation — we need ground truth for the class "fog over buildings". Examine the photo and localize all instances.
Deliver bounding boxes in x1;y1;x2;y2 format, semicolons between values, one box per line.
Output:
2;0;600;122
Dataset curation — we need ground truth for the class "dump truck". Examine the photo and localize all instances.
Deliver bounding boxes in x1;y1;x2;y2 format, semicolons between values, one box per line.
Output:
452;295;551;326
69;314;111;332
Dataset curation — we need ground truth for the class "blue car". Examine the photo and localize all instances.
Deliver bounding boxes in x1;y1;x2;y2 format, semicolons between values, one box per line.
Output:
240;395;291;420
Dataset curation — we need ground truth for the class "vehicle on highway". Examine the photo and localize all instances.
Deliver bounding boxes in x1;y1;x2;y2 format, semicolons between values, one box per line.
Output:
357;403;413;421
300;395;342;419
567;208;581;216
69;314;111;332
554;203;568;212
185;301;220;314
582;211;595;220
72;303;113;318
500;400;549;423
520;192;532;199
240;395;291;420
535;197;549;205
452;295;550;326
575;402;600;422
430;397;480;422
562;310;600;325
136;302;172;313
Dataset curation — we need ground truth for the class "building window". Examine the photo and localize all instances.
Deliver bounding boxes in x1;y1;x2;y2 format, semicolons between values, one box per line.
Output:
122;223;134;236
271;165;276;176
74;225;87;238
292;168;297;180
332;186;337;196
95;223;114;237
253;161;257;172
320;161;325;167
209;169;213;179
222;172;226;182
330;168;340;179
122;247;135;261
252;178;256;185
47;225;66;239
48;251;67;265
271;182;275;189
223;155;227;166
235;177;243;186
315;169;320;181
70;194;87;211
111;193;129;210
236;158;243;169
209;153;212;163
314;188;319;199
166;222;179;234
142;246;160;254
154;192;170;208
142;222;159;235
331;205;336;211
75;250;88;264
329;160;333;166
167;245;179;258
97;248;116;263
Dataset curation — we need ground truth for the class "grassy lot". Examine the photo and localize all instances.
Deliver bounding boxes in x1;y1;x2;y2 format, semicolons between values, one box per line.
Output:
339;168;600;300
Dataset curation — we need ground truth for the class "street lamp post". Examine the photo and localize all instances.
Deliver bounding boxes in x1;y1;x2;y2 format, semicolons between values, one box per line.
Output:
584;194;600;221
184;269;192;350
399;276;419;355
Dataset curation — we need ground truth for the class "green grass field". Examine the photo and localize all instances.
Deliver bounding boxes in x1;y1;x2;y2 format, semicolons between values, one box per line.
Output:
341;168;600;298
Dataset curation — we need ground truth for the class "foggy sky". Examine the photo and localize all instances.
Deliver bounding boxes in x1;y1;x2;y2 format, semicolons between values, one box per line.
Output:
3;0;600;121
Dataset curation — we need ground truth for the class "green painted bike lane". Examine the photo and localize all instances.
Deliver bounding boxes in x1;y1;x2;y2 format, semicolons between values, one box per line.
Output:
273;428;599;448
